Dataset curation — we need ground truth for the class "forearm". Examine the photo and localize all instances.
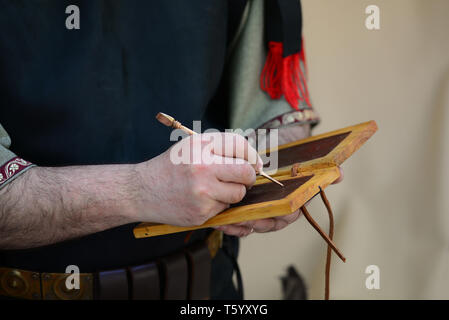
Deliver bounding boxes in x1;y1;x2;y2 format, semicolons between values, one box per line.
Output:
0;163;141;249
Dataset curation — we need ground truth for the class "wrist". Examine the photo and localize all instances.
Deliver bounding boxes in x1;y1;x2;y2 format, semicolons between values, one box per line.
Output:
131;157;164;223
118;162;147;223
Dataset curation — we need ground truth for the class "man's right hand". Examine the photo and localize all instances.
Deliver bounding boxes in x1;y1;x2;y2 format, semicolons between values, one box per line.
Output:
0;132;262;249
134;132;263;226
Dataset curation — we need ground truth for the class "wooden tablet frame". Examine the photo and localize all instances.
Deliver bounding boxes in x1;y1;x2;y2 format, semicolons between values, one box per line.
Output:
133;120;377;239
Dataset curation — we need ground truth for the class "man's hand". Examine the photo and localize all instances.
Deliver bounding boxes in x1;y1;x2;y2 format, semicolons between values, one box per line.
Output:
134;132;262;226
215;124;344;238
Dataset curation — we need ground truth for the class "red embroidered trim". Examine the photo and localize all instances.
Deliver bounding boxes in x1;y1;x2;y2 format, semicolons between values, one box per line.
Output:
0;157;34;187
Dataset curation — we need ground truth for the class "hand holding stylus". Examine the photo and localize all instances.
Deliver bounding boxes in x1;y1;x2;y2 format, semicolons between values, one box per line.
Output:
156;112;283;186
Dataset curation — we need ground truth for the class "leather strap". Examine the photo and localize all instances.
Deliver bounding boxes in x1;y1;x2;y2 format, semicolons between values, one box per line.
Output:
299;188;344;300
159;252;188;300
185;243;211;300
96;269;129;300
128;263;160;300
320;188;334;301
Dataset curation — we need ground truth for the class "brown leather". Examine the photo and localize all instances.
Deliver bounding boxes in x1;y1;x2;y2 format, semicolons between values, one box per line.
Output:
185;243;211;300
96;269;129;300
0;231;222;300
300;206;345;262
299;189;344;300
128;263;160;300
267;131;351;168
291;163;300;177
41;272;93;300
320;188;334;300
159;252;188;300
0;268;41;300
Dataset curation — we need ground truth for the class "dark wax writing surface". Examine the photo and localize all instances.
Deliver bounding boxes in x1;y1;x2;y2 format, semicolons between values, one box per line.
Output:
264;132;351;168
232;175;313;207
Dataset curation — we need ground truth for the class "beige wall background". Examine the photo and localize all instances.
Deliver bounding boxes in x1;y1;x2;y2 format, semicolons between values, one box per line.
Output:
240;0;449;299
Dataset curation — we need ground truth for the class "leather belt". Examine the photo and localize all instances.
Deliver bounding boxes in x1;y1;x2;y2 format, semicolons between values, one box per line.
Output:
0;230;222;300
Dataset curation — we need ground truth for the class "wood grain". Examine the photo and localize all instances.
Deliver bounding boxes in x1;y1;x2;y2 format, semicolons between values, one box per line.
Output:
261;120;378;178
133;167;340;238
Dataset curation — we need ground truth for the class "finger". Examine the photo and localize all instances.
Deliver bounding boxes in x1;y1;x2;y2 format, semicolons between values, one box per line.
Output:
251;218;287;232
234;219;274;232
209;133;263;172
332;167;344;184
251;218;276;233
269;213;300;231
279;211;301;224
220;209;301;234
210;156;256;187
216;224;252;237
266;218;288;231
232;220;255;229
272;218;289;231
249;212;298;233
209;181;247;204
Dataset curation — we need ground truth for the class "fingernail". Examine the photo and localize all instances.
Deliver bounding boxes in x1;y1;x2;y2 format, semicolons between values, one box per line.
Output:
256;155;264;172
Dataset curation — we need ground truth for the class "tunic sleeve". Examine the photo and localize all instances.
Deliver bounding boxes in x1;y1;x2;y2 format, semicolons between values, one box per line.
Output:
227;0;320;130
0;123;35;190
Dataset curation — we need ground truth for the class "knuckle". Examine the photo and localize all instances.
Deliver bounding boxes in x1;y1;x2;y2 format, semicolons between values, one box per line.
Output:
192;184;209;199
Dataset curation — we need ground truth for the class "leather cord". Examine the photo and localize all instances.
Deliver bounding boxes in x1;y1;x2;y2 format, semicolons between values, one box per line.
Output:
320;187;334;300
300;188;345;300
300;205;345;262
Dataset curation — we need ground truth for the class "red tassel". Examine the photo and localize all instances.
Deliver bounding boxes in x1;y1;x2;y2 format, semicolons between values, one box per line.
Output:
260;42;283;99
260;41;311;110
